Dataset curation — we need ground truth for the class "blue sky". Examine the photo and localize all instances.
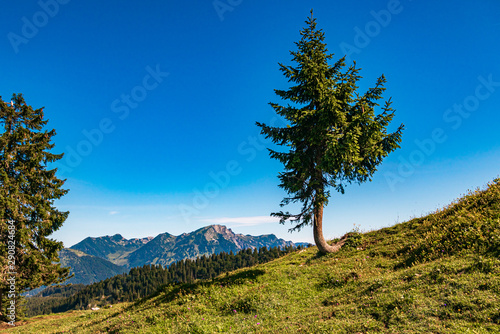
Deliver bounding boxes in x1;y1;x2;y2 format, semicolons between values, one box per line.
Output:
2;0;499;247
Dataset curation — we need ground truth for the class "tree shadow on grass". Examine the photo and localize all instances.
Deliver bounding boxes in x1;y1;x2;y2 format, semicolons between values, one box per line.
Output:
61;309;131;334
126;268;266;312
56;269;267;334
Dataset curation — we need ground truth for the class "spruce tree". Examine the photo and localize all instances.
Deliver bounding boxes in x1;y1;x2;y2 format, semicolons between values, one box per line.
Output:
257;12;404;253
0;94;71;321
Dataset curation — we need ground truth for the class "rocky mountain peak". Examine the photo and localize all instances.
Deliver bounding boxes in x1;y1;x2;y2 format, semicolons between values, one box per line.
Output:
136;236;154;244
202;224;234;242
71;225;297;270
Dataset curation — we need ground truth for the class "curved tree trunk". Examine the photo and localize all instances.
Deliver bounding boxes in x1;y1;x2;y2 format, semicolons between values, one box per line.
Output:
313;203;346;254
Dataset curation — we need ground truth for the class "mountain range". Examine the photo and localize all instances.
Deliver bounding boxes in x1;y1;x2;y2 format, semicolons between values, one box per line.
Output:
59;225;302;286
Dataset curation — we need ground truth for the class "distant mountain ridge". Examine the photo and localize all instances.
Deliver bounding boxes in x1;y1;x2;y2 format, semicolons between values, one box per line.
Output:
126;225;295;268
69;225;296;270
70;234;153;266
58;249;128;285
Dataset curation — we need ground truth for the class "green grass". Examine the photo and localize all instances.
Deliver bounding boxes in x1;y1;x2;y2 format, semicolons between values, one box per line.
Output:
3;179;500;333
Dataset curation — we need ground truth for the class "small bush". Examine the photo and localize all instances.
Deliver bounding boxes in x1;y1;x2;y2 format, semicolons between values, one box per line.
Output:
343;225;364;250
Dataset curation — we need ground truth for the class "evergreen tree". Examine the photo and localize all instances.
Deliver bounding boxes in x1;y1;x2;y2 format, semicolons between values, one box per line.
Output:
257;12;404;253
0;94;71;320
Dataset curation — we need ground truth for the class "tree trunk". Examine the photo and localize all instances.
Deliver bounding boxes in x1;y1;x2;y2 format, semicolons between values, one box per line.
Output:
313;203;346;254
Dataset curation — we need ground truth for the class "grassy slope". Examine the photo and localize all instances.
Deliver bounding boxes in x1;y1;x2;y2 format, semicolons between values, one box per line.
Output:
3;179;500;334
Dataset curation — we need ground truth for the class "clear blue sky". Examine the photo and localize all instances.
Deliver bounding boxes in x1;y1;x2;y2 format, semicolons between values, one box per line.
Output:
2;0;499;247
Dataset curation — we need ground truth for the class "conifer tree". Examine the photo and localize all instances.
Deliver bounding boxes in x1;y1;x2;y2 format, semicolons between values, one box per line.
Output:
257;12;404;253
0;94;71;320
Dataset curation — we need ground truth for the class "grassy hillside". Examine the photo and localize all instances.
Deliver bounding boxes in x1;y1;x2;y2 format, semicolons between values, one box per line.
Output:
3;179;500;333
25;246;299;317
